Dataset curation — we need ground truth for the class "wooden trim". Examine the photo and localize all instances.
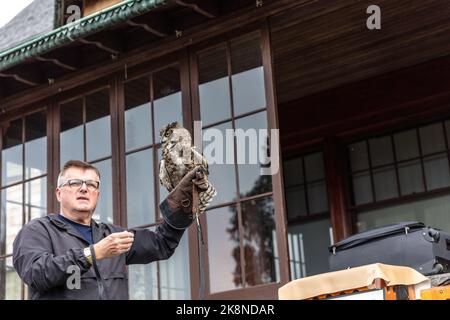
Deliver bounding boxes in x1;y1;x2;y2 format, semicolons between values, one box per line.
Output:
323;136;351;242
52;101;61;213
115;73;126;228
261;20;290;284
110;76;121;226
47;103;56;215
1;0;311;113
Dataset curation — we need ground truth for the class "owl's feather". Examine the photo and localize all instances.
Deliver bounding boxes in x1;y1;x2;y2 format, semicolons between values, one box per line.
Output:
159;122;217;215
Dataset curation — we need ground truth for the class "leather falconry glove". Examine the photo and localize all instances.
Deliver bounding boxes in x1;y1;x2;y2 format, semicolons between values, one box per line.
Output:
166;166;208;214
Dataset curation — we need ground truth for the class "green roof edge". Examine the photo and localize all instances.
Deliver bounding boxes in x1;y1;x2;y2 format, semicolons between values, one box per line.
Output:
0;0;168;71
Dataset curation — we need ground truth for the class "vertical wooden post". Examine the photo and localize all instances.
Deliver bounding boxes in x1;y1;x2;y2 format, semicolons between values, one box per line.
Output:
323;136;352;242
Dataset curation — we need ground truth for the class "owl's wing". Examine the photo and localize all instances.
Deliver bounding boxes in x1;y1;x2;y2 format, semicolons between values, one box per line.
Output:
159;159;173;192
191;147;209;174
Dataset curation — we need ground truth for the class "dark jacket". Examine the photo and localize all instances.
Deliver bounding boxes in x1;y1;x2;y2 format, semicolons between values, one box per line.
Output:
12;199;193;300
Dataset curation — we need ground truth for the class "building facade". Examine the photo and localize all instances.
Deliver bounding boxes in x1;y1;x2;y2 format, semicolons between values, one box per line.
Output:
1;0;450;299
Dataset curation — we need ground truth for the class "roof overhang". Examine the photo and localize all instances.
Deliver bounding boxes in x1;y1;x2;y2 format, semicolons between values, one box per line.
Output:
0;0;291;103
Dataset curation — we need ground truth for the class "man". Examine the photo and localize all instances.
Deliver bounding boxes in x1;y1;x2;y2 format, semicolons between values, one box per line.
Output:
13;160;206;300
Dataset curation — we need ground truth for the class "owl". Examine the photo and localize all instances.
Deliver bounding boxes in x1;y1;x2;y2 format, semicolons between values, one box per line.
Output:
159;122;217;216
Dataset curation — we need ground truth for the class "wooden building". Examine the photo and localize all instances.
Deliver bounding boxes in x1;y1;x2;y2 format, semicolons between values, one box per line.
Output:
1;0;450;299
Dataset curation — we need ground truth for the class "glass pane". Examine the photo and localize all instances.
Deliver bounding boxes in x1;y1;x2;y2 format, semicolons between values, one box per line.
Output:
5;257;21;300
231;32;265;116
348;141;369;172
128;233;158;300
86;89;111;161
398;160;424;196
373;165;398;201
207;205;242;293
357;193;450;233
198;45;231;126
420;123;446;155
25;177;47;222
159;232;190;299
285;186;307;220
153;66;182;141
304;152;325;182
25;111;47;179
126;149;155;227
203;122;237;206
2;119;22;186
307;181;329;214
288;218;332;279
60;99;83;164
352;171;373;205
235;111;272;197
92;159;113;224
241;196;278;286
283;157;304;187
424;154;450;190
125;77;152;151
394;129;419;161
157;147;169;205
2;184;23;255
369;136;394;167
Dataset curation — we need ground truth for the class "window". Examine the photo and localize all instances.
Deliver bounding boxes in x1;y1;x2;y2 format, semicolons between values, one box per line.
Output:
124;65;190;299
0;110;47;299
59;89;113;224
283;152;329;221
197;32;279;294
283;152;332;279
348;120;450;233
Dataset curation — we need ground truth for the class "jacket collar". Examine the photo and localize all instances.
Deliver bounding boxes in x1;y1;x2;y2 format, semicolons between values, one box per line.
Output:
47;214;106;244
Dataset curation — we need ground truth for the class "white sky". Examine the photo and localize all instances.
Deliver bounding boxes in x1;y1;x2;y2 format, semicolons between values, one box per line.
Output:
0;0;34;28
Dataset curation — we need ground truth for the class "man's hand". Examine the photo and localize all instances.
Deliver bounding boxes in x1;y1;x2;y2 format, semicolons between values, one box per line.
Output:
93;231;135;260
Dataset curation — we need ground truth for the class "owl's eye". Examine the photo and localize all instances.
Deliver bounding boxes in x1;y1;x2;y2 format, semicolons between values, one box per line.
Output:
165;130;171;137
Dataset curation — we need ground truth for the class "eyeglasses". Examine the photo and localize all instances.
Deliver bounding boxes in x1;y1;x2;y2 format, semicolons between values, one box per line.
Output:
59;179;100;191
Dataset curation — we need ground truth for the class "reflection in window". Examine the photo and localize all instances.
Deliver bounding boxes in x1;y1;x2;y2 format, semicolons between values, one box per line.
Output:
2;185;22;255
2;119;23;186
128;259;158;300
153;66;182;139
124;77;152;151
92;160;113;224
25;111;47;179
3;257;21;300
235;111;272;197
348;120;450;206
287;219;332;279
124;66;182;228
60;99;83;165
231;32;266;116
357;194;450;233
198;45;231;126
157;148;169;205
241;196;278;286
126;149;155;227
203;122;237;206
420;123;446;155
159;231;191;299
283;152;329;220
86;89;111;161
207;206;241;293
25;178;47;221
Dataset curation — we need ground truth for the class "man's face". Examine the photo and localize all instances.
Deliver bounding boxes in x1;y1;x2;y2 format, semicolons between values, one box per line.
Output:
56;167;100;215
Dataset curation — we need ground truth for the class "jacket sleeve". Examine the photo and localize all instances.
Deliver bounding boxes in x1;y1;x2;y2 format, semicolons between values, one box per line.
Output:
125;199;192;265
12;220;91;292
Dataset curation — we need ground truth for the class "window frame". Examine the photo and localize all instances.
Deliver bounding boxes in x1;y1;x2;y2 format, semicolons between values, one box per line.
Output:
188;21;289;299
0;106;49;300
